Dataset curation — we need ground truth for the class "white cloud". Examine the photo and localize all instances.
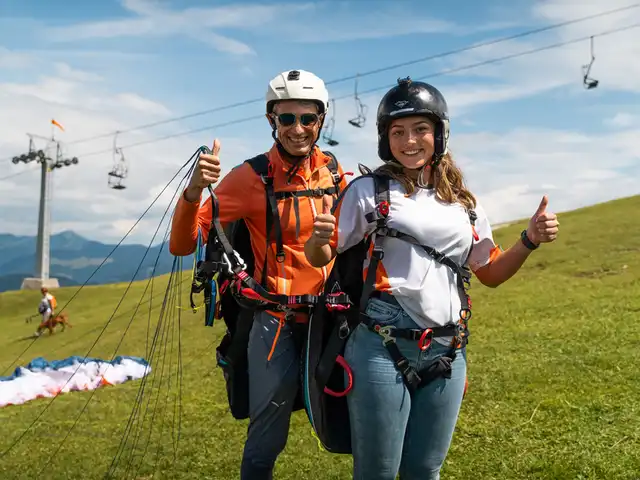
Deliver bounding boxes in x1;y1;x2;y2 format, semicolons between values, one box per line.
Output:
0;47;34;69
531;0;639;27
120;0;160;17
449;126;640;225
604;112;639;128
288;3;454;43
278;1;531;43
38;0;510;55
444;81;568;118
0;75;171;120
54;62;104;83
113;93;171;116
33;48;156;63
1;77;78;105
43;0;315;56
193;31;255;56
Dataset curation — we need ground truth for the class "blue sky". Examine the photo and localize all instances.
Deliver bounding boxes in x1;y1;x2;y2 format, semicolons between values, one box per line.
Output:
0;0;638;245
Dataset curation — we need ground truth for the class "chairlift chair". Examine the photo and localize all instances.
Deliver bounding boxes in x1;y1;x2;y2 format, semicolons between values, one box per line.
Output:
348;75;368;128
582;36;599;90
108;132;128;190
108;171;126;190
108;156;128;190
323;99;340;146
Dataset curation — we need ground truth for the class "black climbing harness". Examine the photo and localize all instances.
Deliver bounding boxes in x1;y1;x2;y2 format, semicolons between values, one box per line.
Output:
355;173;475;394
189;146;350;318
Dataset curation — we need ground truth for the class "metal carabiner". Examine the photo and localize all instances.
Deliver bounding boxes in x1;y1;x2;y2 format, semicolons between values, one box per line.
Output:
374;325;396;345
222;251;247;275
418;328;433;351
221;252;234;275
233;250;247;271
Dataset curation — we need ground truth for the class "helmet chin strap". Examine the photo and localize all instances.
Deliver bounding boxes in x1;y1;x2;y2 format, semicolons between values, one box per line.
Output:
431;150;444;168
416;153;442;189
271;128;310;162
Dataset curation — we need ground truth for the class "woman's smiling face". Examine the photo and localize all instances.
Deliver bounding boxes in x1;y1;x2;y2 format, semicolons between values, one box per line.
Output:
388;115;436;169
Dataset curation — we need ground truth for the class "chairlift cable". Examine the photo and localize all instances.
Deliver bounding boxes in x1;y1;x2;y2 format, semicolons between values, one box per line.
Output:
0;2;631;155
64;22;640;161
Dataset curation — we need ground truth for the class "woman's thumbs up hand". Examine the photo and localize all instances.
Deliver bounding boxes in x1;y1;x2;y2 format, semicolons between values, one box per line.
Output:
526;195;560;245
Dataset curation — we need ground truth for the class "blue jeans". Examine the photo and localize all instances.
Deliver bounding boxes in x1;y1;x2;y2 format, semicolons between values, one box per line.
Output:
241;310;304;479
344;297;467;480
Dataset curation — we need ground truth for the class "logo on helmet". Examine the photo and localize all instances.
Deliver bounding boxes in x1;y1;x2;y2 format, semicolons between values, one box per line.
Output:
394;100;409;108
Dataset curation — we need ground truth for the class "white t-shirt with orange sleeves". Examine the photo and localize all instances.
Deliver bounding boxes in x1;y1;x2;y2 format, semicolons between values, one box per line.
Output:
331;175;499;337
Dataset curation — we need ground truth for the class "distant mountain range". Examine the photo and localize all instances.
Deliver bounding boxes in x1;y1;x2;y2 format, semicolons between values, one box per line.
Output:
0;231;195;293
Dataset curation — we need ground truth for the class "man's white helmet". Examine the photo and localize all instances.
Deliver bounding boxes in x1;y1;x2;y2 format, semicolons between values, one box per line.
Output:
266;69;329;115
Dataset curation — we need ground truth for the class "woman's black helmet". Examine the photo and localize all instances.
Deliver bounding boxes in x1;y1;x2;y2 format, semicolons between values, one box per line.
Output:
376;77;450;166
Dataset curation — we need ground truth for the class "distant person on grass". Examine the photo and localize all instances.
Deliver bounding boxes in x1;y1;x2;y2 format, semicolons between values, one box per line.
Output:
169;70;348;479
304;77;560;480
34;287;57;337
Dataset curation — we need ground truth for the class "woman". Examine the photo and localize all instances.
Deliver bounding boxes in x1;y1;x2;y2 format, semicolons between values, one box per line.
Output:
304;77;559;480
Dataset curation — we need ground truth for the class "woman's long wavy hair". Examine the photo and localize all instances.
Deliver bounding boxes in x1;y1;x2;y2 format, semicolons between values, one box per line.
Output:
372;152;477;211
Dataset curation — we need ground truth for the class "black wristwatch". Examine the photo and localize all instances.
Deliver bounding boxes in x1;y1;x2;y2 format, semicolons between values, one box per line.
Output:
520;229;539;250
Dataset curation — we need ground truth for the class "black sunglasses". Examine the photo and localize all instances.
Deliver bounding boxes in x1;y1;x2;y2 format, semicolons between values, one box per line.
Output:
274;112;320;127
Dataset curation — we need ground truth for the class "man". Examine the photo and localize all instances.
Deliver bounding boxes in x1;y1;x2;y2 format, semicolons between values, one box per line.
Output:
169;69;348;479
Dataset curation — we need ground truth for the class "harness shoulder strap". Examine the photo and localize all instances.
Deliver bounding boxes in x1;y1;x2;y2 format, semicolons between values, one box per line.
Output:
243;153;282;286
359;174;391;313
323;149;340;180
244;153;270;177
323;150;342;196
468;209;477;225
462;207;478;267
322;150;338;172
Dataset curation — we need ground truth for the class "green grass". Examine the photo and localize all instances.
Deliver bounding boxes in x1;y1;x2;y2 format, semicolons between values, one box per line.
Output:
1;195;640;479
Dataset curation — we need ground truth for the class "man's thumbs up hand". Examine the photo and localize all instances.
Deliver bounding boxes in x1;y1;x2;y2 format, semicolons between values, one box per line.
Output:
185;138;222;202
322;194;333;214
212;138;221;157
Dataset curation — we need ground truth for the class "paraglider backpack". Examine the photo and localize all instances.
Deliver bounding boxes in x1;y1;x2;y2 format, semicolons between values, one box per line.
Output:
197;150;342;421
38;295;56;314
302;170;476;454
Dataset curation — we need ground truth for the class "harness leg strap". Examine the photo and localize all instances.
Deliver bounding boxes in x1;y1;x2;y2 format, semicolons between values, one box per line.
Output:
384;342;422;394
416;352;456;384
384;340;459;394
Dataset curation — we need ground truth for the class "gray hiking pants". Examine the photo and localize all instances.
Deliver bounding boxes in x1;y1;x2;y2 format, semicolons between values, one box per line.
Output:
240;310;305;480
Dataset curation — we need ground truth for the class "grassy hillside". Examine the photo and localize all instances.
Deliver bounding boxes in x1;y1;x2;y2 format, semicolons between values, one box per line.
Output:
1;195;639;480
